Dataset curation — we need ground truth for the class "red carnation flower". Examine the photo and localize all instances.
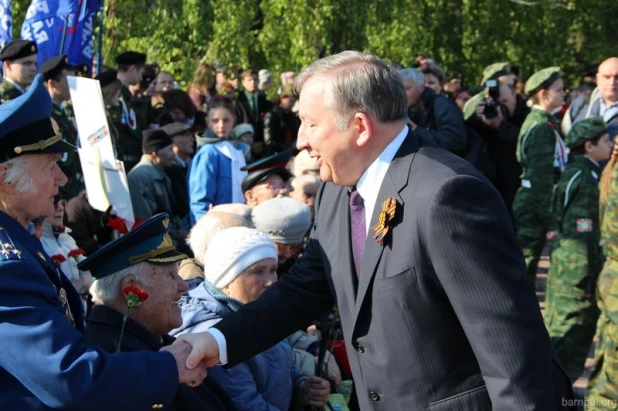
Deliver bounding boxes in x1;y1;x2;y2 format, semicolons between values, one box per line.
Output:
107;216;128;234
117;285;149;352
123;285;149;303
51;254;66;266
68;248;85;259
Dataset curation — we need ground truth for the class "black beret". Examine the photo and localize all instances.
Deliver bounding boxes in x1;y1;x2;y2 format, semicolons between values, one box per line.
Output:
95;70;119;88
160;122;192;137
0;40;37;62
142;129;173;154
39;55;69;81
581;64;599;77
115;51;147;66
67;63;89;76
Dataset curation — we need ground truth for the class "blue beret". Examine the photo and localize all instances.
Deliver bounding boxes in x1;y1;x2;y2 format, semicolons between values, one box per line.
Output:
77;213;187;279
241;148;294;192
0;74;75;160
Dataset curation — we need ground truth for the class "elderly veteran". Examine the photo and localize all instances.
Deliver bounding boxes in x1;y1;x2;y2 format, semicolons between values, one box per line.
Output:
252;196;311;273
242;148;294;208
180;210;250;285
173;227;330;410
0;75;206;409
82;213;235;411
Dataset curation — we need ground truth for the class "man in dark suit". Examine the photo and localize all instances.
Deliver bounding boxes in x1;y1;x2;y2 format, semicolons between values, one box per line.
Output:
176;51;574;410
235;68;273;156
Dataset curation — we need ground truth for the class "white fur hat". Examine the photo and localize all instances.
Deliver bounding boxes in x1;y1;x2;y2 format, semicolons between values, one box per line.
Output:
204;227;278;289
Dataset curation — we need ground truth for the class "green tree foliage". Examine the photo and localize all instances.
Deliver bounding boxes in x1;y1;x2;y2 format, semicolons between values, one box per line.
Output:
7;0;618;88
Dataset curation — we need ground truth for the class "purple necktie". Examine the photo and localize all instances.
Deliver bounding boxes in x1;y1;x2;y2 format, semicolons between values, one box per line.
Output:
350;189;366;278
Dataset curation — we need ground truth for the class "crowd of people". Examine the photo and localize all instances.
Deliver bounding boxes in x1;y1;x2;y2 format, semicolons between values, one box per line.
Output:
1;33;618;410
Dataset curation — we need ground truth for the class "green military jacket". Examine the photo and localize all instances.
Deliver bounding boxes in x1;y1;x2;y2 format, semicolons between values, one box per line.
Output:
52;103;84;199
513;107;567;229
551;155;603;264
601;160;618;261
0;79;25;104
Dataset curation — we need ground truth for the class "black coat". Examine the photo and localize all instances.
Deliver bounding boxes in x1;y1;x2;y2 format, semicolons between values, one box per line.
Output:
234;91;273;145
86;305;236;411
263;106;301;154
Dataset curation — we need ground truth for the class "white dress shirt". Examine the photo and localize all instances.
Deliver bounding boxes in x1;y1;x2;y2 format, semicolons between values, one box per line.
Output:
208;125;409;364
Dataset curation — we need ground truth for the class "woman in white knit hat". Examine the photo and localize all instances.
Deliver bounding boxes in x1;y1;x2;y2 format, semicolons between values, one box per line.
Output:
172;227;329;410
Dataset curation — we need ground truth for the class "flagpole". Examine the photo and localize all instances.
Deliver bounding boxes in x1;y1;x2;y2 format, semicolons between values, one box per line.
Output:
96;0;104;76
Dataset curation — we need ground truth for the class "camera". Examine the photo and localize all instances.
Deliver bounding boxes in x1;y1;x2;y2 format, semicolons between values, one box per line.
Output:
483;79;502;119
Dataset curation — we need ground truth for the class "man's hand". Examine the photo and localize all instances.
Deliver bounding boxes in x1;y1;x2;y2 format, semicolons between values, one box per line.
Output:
546;230;559;241
172;332;220;369
299;376;330;407
476;100;504;129
160;342;208;387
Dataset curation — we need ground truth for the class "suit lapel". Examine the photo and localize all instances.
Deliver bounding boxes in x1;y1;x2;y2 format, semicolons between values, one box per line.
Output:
352;130;419;323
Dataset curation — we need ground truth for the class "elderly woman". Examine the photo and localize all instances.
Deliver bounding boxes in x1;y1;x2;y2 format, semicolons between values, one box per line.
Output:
173;227;330;410
39;194;93;296
83;213;234;410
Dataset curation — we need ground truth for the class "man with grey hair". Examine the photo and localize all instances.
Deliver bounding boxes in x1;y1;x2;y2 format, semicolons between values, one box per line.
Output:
177;51;573;410
0;76;207;408
399;67;469;155
180;210;250;284
83;213;234;410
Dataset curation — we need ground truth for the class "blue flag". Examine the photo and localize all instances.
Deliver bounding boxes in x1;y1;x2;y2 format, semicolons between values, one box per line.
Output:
0;0;12;50
21;0;98;73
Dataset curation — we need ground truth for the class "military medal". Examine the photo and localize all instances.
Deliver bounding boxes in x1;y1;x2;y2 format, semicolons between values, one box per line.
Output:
372;196;397;246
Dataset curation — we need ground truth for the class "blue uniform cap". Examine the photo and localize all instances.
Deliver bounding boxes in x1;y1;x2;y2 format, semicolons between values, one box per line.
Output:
0;74;75;160
77;213;187;279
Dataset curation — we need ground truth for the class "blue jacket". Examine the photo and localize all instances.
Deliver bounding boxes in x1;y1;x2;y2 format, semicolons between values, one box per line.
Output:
188;142;235;225
172;279;307;410
0;211;178;410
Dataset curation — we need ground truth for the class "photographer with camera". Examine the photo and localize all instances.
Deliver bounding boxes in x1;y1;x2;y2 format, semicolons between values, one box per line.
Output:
465;64;530;214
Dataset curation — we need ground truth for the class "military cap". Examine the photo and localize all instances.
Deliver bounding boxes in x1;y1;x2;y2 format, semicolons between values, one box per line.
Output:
67;63;89;77
481;62;511;85
0;74;75;160
78;213;186;279
252;196;312;245
581;64;599;78
564;116;607;149
525;67;561;96
95;70;118;88
448;71;463;81
0;40;37;62
160;122;191;137
115;51;147;66
241;149;294;192
142;129;173;154
38;55;69;82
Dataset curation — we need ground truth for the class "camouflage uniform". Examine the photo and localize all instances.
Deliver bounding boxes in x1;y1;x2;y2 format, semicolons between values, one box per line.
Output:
513;107;567;286
52;103;84;199
0;79;25;104
544;155;602;382
586;158;618;409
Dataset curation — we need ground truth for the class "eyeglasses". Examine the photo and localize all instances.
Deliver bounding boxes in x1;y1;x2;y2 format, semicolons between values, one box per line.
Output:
256;181;292;192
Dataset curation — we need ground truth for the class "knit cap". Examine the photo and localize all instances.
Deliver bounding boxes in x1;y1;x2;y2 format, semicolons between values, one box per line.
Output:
204;227;278;289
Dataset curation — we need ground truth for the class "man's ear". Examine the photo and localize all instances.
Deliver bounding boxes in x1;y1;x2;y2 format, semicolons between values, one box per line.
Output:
244;189;254;205
120;276;136;297
584;140;594;153
0;164;16;195
354;112;372;148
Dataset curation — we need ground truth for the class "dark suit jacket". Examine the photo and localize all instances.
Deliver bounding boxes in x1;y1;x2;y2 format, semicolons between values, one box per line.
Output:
234;91;273;145
214;129;574;410
86;305;236;411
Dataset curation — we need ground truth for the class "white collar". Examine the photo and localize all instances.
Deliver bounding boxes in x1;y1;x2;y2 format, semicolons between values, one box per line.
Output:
356;126;408;235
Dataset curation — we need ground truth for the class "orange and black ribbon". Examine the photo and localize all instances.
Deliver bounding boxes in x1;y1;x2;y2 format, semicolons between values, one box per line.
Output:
372;196;397;246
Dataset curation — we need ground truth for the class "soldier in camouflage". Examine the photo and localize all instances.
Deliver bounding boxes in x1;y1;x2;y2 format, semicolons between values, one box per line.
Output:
586;128;618;410
0;40;38;104
512;67;567;287
115;51;148;172
544;117;611;383
39;55;84;200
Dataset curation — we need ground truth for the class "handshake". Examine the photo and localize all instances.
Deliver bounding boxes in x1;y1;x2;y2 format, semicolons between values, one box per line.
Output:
160;332;220;386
